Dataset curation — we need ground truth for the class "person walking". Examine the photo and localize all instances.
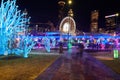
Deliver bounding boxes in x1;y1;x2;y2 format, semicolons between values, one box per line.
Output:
59;42;63;53
77;43;84;57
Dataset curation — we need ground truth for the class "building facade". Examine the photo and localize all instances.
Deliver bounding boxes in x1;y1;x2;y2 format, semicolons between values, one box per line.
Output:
58;1;66;21
91;10;99;33
105;13;119;33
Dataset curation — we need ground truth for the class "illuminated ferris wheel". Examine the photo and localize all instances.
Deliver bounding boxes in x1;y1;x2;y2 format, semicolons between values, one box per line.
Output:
59;16;76;35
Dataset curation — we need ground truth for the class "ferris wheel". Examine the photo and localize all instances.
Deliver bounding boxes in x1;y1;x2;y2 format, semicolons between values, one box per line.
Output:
59;16;76;35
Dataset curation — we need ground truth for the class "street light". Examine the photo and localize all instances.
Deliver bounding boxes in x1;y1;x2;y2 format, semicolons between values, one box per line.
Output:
67;0;72;49
116;13;119;16
68;0;72;5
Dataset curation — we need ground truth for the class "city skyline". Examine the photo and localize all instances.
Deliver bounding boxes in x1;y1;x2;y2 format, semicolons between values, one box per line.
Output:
16;0;120;31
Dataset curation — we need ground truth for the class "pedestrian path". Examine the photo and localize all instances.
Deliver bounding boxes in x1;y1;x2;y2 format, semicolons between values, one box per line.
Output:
35;47;120;80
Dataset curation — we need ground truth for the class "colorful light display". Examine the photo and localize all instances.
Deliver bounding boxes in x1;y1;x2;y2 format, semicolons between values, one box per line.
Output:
0;0;35;58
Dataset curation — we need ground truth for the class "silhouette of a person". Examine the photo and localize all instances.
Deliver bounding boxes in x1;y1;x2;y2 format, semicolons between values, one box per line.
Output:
77;43;84;57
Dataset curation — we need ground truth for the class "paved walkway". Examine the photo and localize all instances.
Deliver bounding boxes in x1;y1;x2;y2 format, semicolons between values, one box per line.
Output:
35;47;120;80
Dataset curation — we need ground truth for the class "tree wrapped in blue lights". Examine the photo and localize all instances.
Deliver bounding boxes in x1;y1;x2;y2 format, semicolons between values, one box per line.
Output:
0;0;35;58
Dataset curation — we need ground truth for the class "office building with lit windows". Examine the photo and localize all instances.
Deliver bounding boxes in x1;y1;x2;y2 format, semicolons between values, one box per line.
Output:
105;13;119;32
90;10;99;33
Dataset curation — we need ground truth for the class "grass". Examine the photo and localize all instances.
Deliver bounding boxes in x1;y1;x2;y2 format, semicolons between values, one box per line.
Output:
89;50;120;75
100;59;120;74
0;54;60;80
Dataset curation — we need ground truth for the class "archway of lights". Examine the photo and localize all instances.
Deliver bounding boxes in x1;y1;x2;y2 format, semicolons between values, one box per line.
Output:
59;16;76;35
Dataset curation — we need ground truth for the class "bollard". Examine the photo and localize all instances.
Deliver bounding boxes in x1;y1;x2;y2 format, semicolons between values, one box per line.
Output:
113;49;119;59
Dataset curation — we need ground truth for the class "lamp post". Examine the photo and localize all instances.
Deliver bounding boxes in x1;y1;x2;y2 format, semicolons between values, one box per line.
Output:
67;0;72;49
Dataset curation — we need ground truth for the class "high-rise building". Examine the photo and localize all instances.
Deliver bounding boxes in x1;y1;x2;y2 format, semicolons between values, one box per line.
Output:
57;1;66;30
91;10;99;33
58;1;66;21
68;9;73;17
105;13;119;32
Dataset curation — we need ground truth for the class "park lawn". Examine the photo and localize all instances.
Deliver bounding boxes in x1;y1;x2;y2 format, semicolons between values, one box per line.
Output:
0;54;60;80
100;59;120;74
89;51;120;75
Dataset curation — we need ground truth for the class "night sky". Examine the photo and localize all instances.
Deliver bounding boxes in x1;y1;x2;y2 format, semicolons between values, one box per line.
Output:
14;0;120;31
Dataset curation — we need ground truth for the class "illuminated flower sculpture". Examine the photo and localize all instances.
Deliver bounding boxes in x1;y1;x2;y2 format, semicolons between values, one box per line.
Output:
0;0;35;58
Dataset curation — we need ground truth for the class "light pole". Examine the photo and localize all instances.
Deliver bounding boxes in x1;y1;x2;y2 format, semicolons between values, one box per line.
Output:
67;0;72;49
